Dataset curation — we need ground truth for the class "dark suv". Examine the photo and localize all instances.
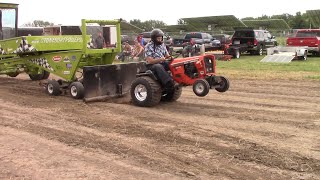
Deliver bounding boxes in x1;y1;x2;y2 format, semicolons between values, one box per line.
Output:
231;29;277;55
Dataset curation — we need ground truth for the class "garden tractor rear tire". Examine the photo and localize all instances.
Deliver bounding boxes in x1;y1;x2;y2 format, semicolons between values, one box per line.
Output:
46;79;61;96
130;76;162;107
193;79;210;97
69;82;85;99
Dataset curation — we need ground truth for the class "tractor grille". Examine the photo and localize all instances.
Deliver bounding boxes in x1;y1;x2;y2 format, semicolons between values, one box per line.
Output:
204;56;214;73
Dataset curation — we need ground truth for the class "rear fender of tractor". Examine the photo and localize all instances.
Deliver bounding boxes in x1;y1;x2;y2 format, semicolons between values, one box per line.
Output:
136;70;158;81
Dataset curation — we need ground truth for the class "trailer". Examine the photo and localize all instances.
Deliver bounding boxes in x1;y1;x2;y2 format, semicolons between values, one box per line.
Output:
261;46;308;63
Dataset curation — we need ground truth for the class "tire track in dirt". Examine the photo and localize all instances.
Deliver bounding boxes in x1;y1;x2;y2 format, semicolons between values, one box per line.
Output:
0;127;178;179
1;75;320;179
0;99;294;179
55;103;320;178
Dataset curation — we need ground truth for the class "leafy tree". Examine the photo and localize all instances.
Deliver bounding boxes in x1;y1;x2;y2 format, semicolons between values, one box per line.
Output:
129;19;167;31
143;20;166;31
241;17;255;20
271;13;294;22
288;12;309;29
129;19;144;29
257;15;270;20
22;20;54;27
241;12;311;29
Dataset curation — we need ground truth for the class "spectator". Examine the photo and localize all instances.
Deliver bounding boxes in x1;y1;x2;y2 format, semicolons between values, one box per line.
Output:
118;42;132;62
131;40;144;61
137;33;145;46
95;32;106;49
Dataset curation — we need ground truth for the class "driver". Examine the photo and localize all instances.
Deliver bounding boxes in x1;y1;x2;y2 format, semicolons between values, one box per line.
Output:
144;29;175;89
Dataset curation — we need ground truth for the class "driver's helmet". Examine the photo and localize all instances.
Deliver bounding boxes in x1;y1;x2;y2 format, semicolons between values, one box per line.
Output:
151;29;164;45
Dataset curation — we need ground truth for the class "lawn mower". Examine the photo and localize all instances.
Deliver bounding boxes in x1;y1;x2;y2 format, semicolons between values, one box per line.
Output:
130;54;230;107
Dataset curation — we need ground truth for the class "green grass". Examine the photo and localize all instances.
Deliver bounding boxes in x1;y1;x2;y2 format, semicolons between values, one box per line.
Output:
216;54;320;81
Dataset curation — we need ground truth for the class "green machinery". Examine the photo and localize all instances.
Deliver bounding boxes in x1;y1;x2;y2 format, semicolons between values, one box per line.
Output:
0;3;142;100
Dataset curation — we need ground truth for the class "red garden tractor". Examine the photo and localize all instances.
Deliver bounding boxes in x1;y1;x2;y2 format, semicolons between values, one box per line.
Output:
130;54;230;107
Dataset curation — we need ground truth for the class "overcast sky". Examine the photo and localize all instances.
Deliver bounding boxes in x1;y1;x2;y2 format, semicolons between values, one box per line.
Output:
2;0;319;26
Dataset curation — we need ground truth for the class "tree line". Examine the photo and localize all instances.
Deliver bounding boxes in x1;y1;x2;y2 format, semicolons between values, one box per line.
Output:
241;12;312;29
129;11;313;30
23;11;313;30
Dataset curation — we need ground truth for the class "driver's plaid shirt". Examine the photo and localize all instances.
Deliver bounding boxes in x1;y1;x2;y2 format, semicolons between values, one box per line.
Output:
144;42;168;59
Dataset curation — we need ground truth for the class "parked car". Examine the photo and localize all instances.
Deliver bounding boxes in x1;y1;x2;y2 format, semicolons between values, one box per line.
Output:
184;32;221;49
211;34;231;46
230;29;277;55
172;32;221;51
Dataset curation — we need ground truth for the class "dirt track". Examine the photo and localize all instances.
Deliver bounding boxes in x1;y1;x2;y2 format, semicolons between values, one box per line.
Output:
0;74;320;179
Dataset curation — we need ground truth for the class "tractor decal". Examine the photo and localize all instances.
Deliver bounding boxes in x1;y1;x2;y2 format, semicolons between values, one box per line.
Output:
13;37;37;53
28;58;54;71
0;48;6;55
39;37;82;43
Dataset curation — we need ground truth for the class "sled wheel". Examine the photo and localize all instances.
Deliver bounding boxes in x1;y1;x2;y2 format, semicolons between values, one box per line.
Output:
215;76;230;93
7;72;19;77
161;85;182;102
69;82;85;99
46;79;61;96
193;79;210;97
42;70;50;79
29;70;50;80
131;76;162;107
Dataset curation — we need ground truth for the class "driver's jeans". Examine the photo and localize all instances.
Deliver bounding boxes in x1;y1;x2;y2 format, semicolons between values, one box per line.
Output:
146;62;172;86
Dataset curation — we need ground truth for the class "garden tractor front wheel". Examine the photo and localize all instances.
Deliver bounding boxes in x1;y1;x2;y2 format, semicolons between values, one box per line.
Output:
215;76;230;92
193;79;210;97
